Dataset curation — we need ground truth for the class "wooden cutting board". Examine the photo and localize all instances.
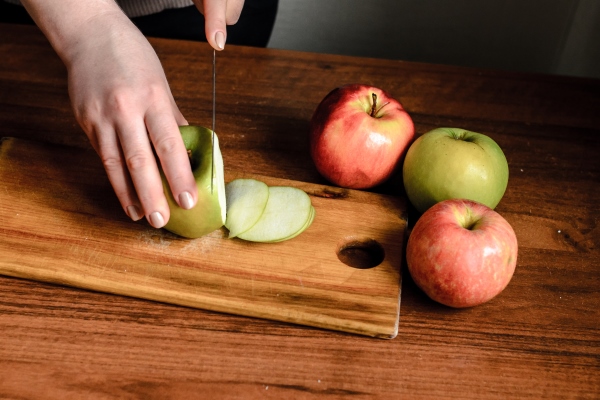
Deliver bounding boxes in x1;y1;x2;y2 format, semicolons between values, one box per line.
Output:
0;137;407;338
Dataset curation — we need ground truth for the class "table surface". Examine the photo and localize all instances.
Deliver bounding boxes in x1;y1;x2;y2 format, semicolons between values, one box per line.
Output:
1;23;598;399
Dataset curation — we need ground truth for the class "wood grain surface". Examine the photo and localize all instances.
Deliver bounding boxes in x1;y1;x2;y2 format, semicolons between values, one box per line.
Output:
0;137;405;339
1;23;599;399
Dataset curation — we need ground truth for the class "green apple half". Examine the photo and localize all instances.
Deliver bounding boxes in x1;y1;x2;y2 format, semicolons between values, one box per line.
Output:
402;127;509;213
161;125;226;238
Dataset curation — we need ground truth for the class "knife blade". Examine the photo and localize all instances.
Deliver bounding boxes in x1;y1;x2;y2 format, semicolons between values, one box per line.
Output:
211;48;216;193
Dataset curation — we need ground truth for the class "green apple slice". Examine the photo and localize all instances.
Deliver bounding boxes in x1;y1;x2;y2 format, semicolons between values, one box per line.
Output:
268;205;315;243
225;178;270;238
161;125;226;238
237;186;313;242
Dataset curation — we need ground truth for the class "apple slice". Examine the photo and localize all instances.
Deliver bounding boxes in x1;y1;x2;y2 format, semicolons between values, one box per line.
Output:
225;178;270;238
267;205;315;243
236;186;313;243
161;125;226;238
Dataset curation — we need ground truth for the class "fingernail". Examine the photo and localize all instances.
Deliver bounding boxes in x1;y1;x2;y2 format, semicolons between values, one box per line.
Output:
126;205;143;221
149;211;165;228
179;191;194;210
215;31;225;50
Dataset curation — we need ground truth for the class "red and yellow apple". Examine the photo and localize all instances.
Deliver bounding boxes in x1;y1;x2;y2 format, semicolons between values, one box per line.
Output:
402;127;509;213
406;199;518;308
309;84;414;189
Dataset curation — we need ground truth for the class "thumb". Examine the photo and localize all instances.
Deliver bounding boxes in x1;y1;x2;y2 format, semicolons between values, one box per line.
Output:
193;0;245;50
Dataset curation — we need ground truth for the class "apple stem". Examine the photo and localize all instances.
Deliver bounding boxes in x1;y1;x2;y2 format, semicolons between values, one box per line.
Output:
370;93;378;117
463;210;481;231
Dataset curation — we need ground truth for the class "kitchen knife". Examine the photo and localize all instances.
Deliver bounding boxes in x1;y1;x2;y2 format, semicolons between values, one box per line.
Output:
211;48;216;193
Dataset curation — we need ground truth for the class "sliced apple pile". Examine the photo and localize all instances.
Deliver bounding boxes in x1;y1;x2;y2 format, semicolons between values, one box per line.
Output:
225;179;315;242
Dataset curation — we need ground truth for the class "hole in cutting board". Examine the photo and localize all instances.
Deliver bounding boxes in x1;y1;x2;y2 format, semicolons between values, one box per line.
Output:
336;238;385;269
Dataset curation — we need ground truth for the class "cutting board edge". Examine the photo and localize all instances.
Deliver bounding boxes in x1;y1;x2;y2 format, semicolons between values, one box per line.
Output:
0;267;400;339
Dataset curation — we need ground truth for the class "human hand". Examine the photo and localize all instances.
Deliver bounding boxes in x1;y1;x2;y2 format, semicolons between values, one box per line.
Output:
65;12;198;228
192;0;246;50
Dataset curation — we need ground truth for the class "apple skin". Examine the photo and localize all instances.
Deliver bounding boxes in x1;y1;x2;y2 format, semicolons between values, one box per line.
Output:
309;84;414;189
402;127;509;213
406;199;518;308
160;125;226;238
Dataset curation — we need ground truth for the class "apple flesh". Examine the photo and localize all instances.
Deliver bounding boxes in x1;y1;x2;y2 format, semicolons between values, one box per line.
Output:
225;178;315;243
266;205;315;243
406;199;518;308
160;125;226;239
309;84;414;189
237;186;313;242
225;178;269;238
402;127;509;213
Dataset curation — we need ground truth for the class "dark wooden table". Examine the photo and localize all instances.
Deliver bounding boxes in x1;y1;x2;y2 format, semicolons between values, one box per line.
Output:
1;23;598;399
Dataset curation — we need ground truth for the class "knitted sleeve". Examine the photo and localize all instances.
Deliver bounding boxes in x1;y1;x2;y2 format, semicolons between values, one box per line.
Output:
2;0;194;18
116;0;194;18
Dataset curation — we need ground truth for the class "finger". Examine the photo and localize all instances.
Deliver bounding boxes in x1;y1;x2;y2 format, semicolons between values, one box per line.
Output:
193;0;245;23
116;118;171;229
194;0;245;50
224;0;245;25
202;0;228;50
145;104;198;212
93;123;144;222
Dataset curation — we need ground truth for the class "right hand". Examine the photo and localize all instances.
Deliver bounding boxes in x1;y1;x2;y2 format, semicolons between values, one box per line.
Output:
192;0;246;50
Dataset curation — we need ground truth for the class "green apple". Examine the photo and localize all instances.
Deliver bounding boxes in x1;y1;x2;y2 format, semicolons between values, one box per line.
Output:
402;127;509;213
160;125;226;238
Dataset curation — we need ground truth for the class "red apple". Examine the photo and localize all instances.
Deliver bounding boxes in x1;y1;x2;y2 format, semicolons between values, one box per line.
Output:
309;84;414;189
406;199;518;308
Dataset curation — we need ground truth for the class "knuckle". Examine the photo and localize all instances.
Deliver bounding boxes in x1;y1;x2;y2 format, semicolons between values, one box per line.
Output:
108;84;160;115
153;135;181;156
99;153;134;200
107;88;134;115
100;152;124;173
73;104;99;134
125;151;154;172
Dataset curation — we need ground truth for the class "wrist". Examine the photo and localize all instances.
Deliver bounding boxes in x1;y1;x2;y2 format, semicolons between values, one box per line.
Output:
19;0;129;66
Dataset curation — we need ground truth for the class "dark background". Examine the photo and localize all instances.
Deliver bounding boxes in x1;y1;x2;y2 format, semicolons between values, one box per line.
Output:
267;0;600;79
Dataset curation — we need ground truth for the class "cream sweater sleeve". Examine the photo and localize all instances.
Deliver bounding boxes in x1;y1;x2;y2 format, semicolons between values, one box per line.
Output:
3;0;194;18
